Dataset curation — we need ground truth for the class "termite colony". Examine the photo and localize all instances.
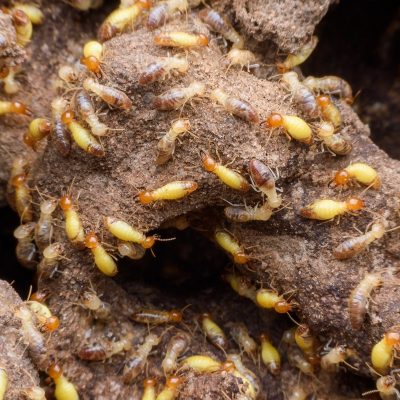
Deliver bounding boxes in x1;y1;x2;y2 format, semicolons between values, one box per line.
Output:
0;0;399;399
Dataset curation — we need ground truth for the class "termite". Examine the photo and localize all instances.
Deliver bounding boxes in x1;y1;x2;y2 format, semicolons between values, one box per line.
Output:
59;194;85;246
256;288;293;313
156;118;191;165
83;77;132;110
0;100;30;116
23;118;52;150
281;71;318;117
300;197;364;221
51;97;71;156
0;369;6;400
316;95;342;128
222;272;257;302
303;75;353;104
248;159;282;208
84;232;118;276
198;8;244;49
320;345;348;372
34;199;57;250
28;300;60;332
12;9;32;47
260;334;281;375
369;375;400;400
154;31;209;48
81;290;111;320
201;313;228;349
277;36;318;73
139;56;189;86
214;230;249;264
78;338;131;361
348;273;382;330
147;0;188;29
11;173;33;222
162;332;191;374
117;241;146;260
14;222;37;269
262;112;313;144
181;355;221;373
222;48;257;72
153;81;205;110
7;156;29;210
156;376;181;400
12;3;44;25
210;88;259;124
286;385;309;400
130;308;182;325
74;90;108;136
20;386;46;400
201;152;250;191
333;162;381;190
47;364;79;400
65;0;92;10
371;329;399;374
98;0;152;41
104;216;156;248
315;121;352;156
226;322;258;360
1;66;20;94
58;65;81;85
227;354;260;397
139;180;198;204
224;203;272;223
142;378;157;400
29;291;49;303
80;40;103;76
37;242;64;279
287;346;314;375
123;333;160;383
295;324;316;357
333;220;386;260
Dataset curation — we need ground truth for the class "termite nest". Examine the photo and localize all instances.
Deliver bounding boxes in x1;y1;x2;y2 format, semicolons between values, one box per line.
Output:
0;0;400;399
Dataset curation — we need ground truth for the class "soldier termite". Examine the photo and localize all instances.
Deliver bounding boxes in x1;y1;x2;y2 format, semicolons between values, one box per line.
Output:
34;199;57;250
162;332;191;375
130;308;183;325
201;313;228;350
80;290;112;320
210;88;260;124
147;0;188;29
300;197;364;221
51;97;71;156
123;333;160;383
224;203;272;223
23;118;52;150
260;334;281;375
139;180;198;204
214;230;249;264
14;222;37;269
59;194;85;246
156;118;191;165
248;159;282;208
139;56;189;86
98;0;152;41
315;121;352;156
277;36;318;73
83;78;132;110
47;364;79;400
154;31;209;48
316;95;342;128
0;100;30;116
303;75;354;104
348;272;382;330
78;338;131;361
226;322;258;361
12;9;33;47
201;152;250;191
198;8;244;49
333;162;381;190
153;82;205;110
222;48;257;72
281;71;318;117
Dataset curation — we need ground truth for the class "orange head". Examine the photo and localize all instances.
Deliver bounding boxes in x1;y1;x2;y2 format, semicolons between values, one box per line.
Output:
23;132;34;148
29;291;49;303
138;0;152;9
201;152;217;172
197;34;209;47
316;95;331;109
346;197;364;212
142;235;156;249
48;363;63;380
385;330;400;346
334;170;349;186
296;324;310;338
276;63;288;74
84;232;99;249
265;113;283;128
61;110;75;124
11;173;27;188
274;300;292;314
59;195;72;211
259;333;269;342
11;101;31;115
233;252;249;265
166;376;181;390
43;315;60;332
144;378;157;389
12;9;29;26
80;56;101;74
0;65;9;79
221;360;235;372
138;191;153;205
168;309;182;323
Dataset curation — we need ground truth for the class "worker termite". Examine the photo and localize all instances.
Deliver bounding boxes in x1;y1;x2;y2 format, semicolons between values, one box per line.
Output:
142;378;157;400
11;173;33;222
118;241;146;259
130;308;183;325
256;288;293;313
281;71;318;117
333;220;386;260
139;180;198;204
287;346;314;375
315;121;352;156
83;77;132;110
81;290;112;320
0;100;30;116
333;162;381;190
80;40;103;76
300;197;364;221
181;355;222;373
156;118;191;165
277;36;318;73
316;95;342;128
14;222;37;269
215;230;249;264
156;376;182;400
23;118;52;150
222;272;257;302
105;216;156;248
58;65;81;85
224;203;272;223
84;232;118;276
78;338;131;361
222;48;257;72
139;56;189;86
1;66;21;94
248;159;282;208
61;110;105;157
0;368;7;400
59;194;85;246
363;375;400;400
226;322;258;361
348;272;382;330
98;0;151;41
262;112;313;144
147;0;188;29
320;345;348;372
20;386;46;400
28;300;60;332
303;75;354;104
294;324;317;357
12;3;44;25
34;199;57;250
51;97;71;156
153;81;205;110
198;8;244;49
201;152;250;191
210;88;259;124
12;9;33;47
74;90;108;136
162;332;191;375
154;31;209;48
123;333;160;383
260;334;281;375
227;354;260;397
37;242;64;279
47;364;79;400
201;313;228;349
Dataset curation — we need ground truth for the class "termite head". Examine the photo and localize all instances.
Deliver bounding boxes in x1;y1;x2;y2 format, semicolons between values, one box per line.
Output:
334;170;350;186
220;360;236;372
43;242;64;260
172;118;191;133
40;199;58;214
10;101;31;116
59;195;73;211
29;291;49;303
346;197;364;212
168;309;183;323
12;9;29;26
144;378;157;389
166;376;182;390
80;56;101;75
11;173;27;188
61;110;75;124
42;315;60;332
233;252;249;264
385;326;400;346
377;375;396;392
264;113;283;128
48;363;62;380
84;232;99;249
138;191;153;205
201;152;216;172
275;299;292;313
0;65;9;79
296;324;310;338
276;63;288;74
316;95;331;109
142;236;156;249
